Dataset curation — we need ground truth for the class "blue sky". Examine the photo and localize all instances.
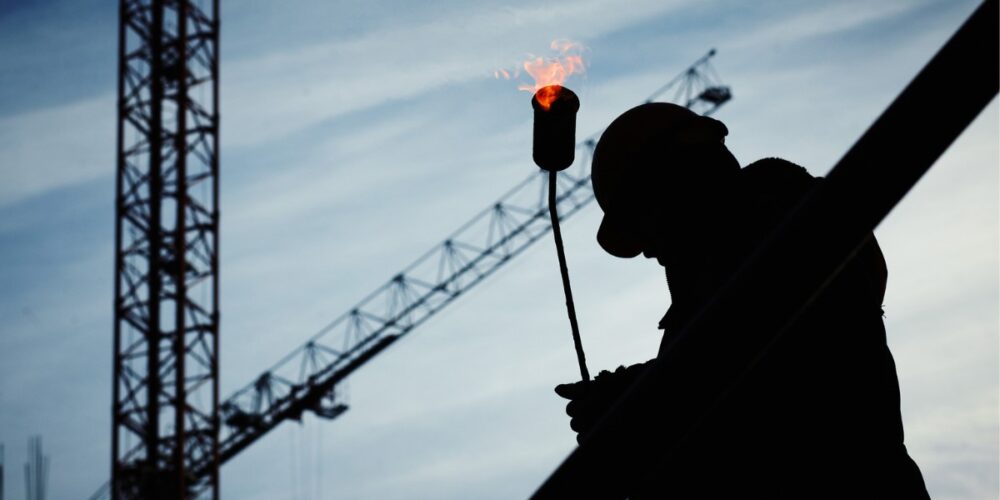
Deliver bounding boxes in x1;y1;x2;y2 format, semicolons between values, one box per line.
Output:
0;0;997;498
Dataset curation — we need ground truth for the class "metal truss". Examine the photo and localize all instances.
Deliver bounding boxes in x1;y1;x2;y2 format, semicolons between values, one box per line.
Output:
215;139;598;467
645;49;731;114
111;0;220;498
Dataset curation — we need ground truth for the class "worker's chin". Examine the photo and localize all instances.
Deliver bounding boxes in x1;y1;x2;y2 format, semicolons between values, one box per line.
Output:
642;242;664;260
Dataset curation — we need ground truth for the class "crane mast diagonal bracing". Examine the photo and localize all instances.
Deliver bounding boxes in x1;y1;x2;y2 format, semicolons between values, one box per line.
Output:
111;0;221;498
93;50;728;498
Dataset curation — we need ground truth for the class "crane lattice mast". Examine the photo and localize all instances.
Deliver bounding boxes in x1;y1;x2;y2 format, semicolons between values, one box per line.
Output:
111;0;220;498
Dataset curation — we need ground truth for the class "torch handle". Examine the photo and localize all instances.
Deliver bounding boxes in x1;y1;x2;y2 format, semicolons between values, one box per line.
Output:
548;170;591;383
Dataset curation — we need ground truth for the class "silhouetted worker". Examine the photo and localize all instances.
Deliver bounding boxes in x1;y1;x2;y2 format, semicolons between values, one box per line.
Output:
555;103;930;498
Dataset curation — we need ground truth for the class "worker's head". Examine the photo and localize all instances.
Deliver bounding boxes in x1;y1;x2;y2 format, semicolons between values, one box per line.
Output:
591;103;739;266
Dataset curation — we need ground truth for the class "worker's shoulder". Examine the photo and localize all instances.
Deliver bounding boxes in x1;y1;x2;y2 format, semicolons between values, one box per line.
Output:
741;158;888;300
742;156;811;175
739;157;818;202
740;157;816;187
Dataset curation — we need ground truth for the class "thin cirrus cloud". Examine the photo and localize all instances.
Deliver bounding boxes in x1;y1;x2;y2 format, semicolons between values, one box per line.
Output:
0;94;114;208
219;0;698;148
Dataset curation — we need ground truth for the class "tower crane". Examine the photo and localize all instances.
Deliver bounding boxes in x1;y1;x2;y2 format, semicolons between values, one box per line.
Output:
95;1;730;489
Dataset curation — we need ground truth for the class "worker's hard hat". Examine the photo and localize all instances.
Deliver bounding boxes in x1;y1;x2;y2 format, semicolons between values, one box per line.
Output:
592;102;734;258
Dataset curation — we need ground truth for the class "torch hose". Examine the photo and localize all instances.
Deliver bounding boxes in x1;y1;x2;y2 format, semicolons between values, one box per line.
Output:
548;170;591;383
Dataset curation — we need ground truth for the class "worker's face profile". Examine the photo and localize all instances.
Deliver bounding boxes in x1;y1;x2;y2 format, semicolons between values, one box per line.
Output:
607;146;726;253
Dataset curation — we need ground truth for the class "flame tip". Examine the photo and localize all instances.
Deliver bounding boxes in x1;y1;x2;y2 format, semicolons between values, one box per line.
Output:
498;38;587;109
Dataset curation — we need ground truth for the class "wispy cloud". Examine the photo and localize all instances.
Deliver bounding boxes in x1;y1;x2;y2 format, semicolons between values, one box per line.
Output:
724;0;931;49
0;94;113;207
220;0;698;149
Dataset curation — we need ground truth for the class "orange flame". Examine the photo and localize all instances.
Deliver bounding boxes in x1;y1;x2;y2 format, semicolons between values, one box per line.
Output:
495;39;587;110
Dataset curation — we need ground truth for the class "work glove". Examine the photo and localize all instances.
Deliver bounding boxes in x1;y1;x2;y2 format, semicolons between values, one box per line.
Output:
554;361;651;443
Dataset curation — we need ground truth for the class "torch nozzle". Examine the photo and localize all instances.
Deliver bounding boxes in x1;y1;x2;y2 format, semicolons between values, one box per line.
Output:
532;86;580;172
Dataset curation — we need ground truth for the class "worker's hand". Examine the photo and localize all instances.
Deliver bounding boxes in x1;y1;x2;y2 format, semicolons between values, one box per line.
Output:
554;362;651;443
